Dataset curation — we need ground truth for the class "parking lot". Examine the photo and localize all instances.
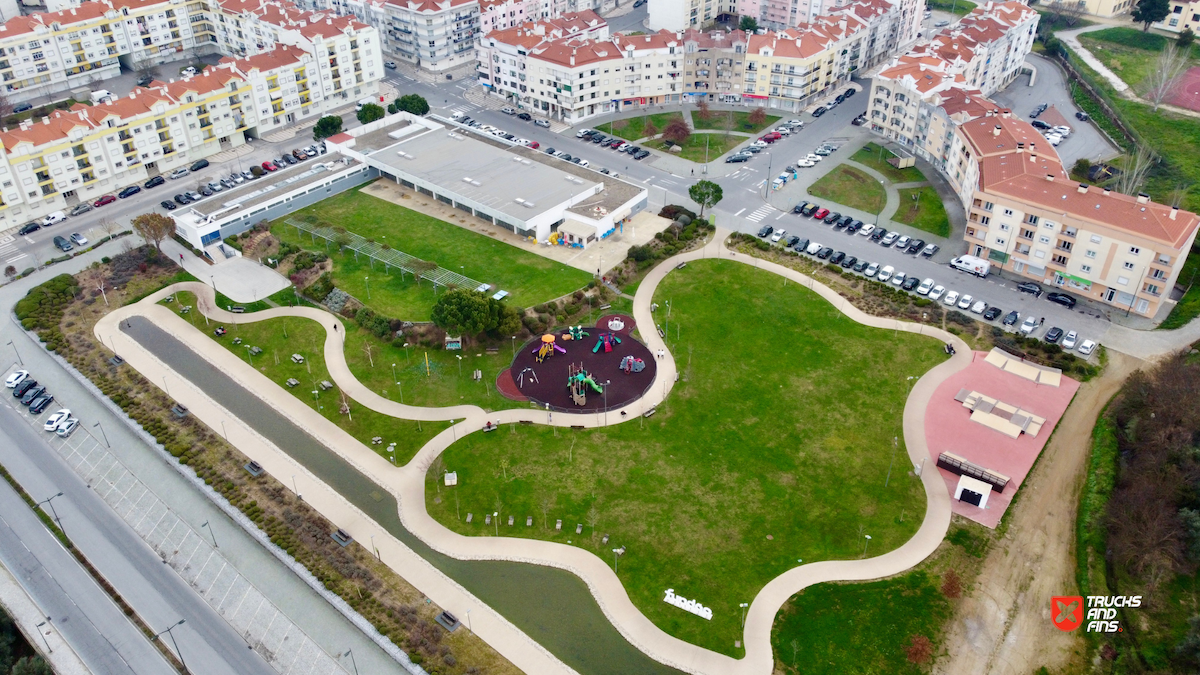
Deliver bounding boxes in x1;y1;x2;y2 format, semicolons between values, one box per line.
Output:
4;365;349;675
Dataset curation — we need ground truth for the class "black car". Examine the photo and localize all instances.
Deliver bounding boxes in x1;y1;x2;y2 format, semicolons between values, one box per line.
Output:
726;154;750;163
829;251;846;265
1016;282;1043;297
1030;120;1051;130
199;186;214;197
174;193;191;205
870;228;887;242
118;185;141;198
794;238;810;252
161;200;178;211
281;154;298;165
13;379;37;398
1075;111;1090;121
758;225;774;238
841;255;858;269
983;306;1003;321
12;102;32;114
136;74;154;87
837;215;854;227
902;276;921;291
517;112;532;121
906;239;926;255
793;202;810;214
29;395;54;414
834;93;846;104
786;235;800;247
634;150;650;160
625;145;640;155
846;220;862;234
17;222;41;235
590;134;607;144
816;247;833;259
1003;310;1020;326
545;147;556;154
52;236;72;252
832;218;849;231
190;159;210;171
823;211;842;224
1046;292;1076;309
144;175;165;188
853;259;869;273
812;106;827;117
1044;326;1064;343
801;203;820;217
1030;103;1048;118
844;88;855;98
21;385;46;406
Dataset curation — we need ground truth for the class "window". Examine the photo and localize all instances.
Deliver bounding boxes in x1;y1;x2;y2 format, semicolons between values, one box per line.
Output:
1053;254;1069;265
1039;235;1051;244
1081;264;1092;273
1085;249;1097;259
1000;223;1010;231
1124;261;1135;270
1129;246;1141;255
1158;253;1171;264
1003;208;1013;216
983;201;994;211
1026;214;1039;225
995;238;1007;246
980;215;990;225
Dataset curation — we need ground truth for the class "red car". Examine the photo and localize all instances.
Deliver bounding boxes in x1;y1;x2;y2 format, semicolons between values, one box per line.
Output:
760;135;777;144
93;194;117;207
812;207;830;220
528;141;540;149
261;161;278;172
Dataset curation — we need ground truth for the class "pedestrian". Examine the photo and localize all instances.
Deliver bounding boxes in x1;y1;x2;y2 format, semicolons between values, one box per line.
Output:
1040;316;1045;326
334;324;338;332
179;253;184;263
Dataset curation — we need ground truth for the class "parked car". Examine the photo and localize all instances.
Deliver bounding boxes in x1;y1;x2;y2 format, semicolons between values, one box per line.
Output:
921;244;939;257
812;106;827;117
1016;282;1043;297
757;225;774;238
1045;326;1064;343
983;306;1002;320
144;175;166;188
902;276;920;291
870;228;887;242
1046;291;1076;308
823;211;842;224
384;61;397;69
829;251;846;265
190;159;210;172
262;161;278;172
44;409;71;432
853;259;869;273
169;167;190;179
906;239;926;255
891;271;907;286
786;235;800;247
173;193;191;205
13;102;32;113
534;119;551;128
917;278;935;295
199;186;213;197
929;285;946;301
517;112;532;121
726;154;750;163
894;235;911;250
806;241;823;255
161;200;177;211
207;182;225;193
1075;111;1090;122
281;154;297;165
845;220;862;235
841;255;857;269
21;385;46;406
793;238;810;252
816;247;833;260
812;207;830;220
1030;120;1052;130
771;229;787;243
843;88;855;98
501;107;517;115
18;222;41;235
801;203;820;217
1003;310;1020;326
118;185;141;198
1020;316;1039;335
250;165;266;177
793;202;810;214
52;236;72;252
880;231;899;246
1078;340;1097;356
69;203;93;216
958;294;974;309
5;370;29;388
185;191;202;201
943;290;959;306
13;379;38;398
634;150;650;160
858;224;875;237
1062;331;1078;349
877;265;894;282
93;195;117;207
29;395;54;414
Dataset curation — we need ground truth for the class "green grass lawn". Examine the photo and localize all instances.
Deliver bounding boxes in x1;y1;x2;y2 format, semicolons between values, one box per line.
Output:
166;292;446;463
647;133;743;163
771;571;950;675
597;113;686;141
808;165;888;215
691;110;781;134
851;144;927;184
926;0;976;15
429;260;945;655
1078;30;1200;91
893;187;951;238
272;187;592;320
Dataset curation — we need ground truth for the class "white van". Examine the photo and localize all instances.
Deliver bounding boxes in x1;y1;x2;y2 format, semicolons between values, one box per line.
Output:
356;97;374;112
43;211;66;226
949;254;992;278
91;89;113;103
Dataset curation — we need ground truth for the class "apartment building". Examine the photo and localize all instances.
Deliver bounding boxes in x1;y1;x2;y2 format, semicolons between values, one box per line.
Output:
957;111;1200;319
648;0;737;32
681;28;746;103
476;11;607;104
332;0;478;71
1154;0;1200;32
742;17;862;112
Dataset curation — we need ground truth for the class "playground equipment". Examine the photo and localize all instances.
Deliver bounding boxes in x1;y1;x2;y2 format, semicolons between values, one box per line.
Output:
534;334;567;362
567;363;603;406
620;355;646;374
517;367;539;388
593;332;622;354
562;325;589;341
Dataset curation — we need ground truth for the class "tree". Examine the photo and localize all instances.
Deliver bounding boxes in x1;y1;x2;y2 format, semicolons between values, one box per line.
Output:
1144;42;1188;111
662;116;691;145
430;288;519;340
696;98;712;120
905;635;933;664
4;265;14;278
395;94;430;116
99;218;119;239
1132;0;1170;31
748;106;766;128
133;59;160;84
11;657;53;675
1114;145;1156;197
1180;27;1196;49
0;92;13;128
1042;36;1064;58
131;212;175;251
739;15;758;32
941;569;963;598
642;118;659;139
357;102;385;124
313;115;342;140
688;180;723;219
1071;158;1092;179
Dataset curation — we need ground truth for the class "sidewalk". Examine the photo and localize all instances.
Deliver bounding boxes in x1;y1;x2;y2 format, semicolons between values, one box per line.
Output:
164;238;290;303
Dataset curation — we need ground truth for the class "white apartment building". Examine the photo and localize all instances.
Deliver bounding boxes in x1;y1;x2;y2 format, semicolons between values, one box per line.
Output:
476;10;607;104
648;0;737;32
1154;0;1200;32
332;0;479;72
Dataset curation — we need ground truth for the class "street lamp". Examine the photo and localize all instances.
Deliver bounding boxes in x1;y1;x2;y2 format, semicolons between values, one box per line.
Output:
35;620;52;653
92;421;110;448
456;354;463;377
364;276;370;299
151;619;188;673
6;340;22;366
510;336;516;359
493;511;499;536
862;534;872;558
391;363;397;383
201;520;218;548
37;493;65;539
342;649;360;675
245;344;254;367
739;602;749;629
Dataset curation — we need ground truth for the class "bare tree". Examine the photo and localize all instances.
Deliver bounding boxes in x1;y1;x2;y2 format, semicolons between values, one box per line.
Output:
0;92;13;129
99;217;119;239
539;492;556;529
133;59;160;85
1047;0;1086;27
1114;145;1156;198
1144;42;1188;112
586;504;599;540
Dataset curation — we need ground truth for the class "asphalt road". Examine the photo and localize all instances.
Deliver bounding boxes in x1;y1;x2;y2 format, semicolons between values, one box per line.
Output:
0;433;176;675
0;393;278;675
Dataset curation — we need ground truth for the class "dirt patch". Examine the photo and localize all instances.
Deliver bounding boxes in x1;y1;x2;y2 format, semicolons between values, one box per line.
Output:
935;350;1143;675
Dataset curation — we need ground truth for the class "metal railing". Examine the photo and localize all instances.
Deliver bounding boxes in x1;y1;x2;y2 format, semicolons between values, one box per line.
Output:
285;217;487;292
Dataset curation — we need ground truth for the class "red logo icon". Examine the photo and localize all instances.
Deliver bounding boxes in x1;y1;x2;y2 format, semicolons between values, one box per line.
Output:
1052;596;1083;631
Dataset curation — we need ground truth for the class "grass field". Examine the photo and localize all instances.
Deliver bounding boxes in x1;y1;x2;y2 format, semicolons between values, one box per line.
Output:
647;133;743;163
596;113;686;141
808;165;888;215
851;144;927;184
272;187;592;320
691;110;780;134
893;187;951;238
429;260;944;654
771;571;950;675
1079;28;1200;91
926;0;976;15
167;292;446;463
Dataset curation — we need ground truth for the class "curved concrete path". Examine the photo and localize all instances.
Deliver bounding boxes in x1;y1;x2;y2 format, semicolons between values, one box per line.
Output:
97;228;970;675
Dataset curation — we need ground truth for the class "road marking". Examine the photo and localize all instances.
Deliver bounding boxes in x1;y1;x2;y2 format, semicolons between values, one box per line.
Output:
734;208;746;216
23;236;34;244
643;176;653;184
775;212;786;220
5;254;26;264
745;205;774;223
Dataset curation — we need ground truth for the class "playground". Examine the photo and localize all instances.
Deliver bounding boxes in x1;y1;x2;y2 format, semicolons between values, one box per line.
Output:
497;315;657;412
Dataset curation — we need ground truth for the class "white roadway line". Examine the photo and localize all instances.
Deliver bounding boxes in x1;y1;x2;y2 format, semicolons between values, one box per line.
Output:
775;212;786;220
6;254;27;264
734;208;746;217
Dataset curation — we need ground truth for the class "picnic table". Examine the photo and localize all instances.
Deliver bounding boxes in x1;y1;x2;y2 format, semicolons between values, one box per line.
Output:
291;354;305;364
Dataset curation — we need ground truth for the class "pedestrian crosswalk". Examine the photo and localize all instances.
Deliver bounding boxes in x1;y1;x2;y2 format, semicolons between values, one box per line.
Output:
0;235;24;266
745;205;774;223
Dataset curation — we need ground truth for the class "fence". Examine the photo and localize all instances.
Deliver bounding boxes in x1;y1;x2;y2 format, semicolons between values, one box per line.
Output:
284;217;486;292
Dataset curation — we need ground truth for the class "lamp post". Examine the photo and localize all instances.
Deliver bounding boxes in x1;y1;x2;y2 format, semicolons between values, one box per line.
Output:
245;344;253;367
342;649;360;675
603;380;610;425
862;534;872;558
210;275;216;297
391;363;397;383
37;493;66;539
92;421;110;448
456;354;463;377
151;619;188;673
612;547;623;573
201;520;218;548
364;276;370;300
511;335;516;359
35;620;52;653
493;511;499;536
739;602;749;629
6;340;22;366
466;609;472;632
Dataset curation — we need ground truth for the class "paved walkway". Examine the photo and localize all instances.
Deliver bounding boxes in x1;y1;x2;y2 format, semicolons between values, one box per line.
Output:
163;238;291;303
99;228;975;675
